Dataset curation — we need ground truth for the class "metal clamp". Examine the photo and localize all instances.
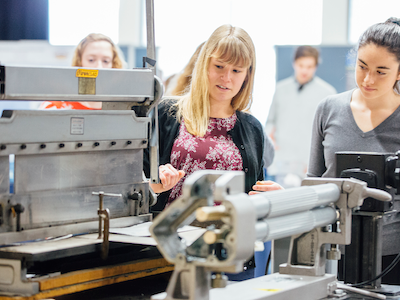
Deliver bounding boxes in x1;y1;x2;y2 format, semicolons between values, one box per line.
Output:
92;191;122;260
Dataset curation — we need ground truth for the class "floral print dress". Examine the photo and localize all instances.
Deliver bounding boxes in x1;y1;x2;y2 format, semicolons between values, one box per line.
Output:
168;113;243;205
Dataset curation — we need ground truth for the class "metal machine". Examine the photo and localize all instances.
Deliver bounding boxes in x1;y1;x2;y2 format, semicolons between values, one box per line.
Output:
0;1;171;298
150;170;392;300
336;151;400;290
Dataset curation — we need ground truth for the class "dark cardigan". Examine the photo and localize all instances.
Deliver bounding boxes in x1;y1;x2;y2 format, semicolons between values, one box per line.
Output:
144;99;265;213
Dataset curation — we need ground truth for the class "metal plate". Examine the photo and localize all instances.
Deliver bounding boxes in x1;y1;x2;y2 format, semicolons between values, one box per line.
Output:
0;110;150;145
2;66;154;101
14;150;143;193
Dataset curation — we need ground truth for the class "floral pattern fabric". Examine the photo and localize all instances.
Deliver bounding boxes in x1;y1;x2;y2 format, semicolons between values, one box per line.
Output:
168;113;243;204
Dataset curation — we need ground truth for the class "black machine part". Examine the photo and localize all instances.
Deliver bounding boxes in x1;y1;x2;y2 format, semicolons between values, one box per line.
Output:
336;151;400;212
336;151;400;288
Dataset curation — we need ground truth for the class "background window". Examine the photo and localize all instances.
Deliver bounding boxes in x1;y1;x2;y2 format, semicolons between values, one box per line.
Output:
349;0;400;45
154;0;323;125
49;0;120;46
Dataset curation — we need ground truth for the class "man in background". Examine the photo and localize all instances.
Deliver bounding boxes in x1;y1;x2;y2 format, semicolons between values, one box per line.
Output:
265;45;336;187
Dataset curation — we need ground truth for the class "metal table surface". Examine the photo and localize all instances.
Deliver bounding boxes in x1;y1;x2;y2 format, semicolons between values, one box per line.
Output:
51;276;400;300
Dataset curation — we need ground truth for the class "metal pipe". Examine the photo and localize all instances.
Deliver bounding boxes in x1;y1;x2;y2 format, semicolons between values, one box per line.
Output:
98;192;104;238
145;0;156;71
255;207;337;242
145;0;160;185
251;183;340;220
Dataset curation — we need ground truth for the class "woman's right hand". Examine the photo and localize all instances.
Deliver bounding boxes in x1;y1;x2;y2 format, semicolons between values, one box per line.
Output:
249;180;283;195
150;164;185;194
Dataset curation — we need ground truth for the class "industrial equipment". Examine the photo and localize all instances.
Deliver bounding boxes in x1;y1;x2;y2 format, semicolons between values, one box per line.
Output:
336;151;400;290
0;1;172;298
150;170;393;300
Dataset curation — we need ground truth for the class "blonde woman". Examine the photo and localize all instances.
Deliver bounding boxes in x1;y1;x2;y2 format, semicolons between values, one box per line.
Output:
145;24;284;281
39;33;125;110
145;24;282;214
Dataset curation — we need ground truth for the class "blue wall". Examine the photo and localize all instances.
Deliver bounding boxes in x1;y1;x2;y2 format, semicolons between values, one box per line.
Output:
0;0;49;40
275;45;356;93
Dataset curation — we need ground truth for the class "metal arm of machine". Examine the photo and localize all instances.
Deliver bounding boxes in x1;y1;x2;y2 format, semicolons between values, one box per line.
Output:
150;170;391;300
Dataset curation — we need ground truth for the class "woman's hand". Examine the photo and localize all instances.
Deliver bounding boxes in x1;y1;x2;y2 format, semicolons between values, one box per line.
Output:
150;164;185;194
249;180;283;195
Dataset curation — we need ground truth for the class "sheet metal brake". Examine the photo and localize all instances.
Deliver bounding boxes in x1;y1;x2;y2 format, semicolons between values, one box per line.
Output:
0;1;165;296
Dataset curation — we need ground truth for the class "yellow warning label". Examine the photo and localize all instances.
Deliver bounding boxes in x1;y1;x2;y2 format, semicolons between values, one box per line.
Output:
76;69;99;78
256;288;282;292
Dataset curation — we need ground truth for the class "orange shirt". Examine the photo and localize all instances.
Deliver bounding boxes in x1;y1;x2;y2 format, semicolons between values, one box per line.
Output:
39;101;101;110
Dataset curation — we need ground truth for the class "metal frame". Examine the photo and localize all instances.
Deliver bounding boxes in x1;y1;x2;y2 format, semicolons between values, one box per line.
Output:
0;1;164;296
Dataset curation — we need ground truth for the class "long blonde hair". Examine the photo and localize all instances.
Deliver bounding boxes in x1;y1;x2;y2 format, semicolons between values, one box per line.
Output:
175;24;256;137
72;33;125;69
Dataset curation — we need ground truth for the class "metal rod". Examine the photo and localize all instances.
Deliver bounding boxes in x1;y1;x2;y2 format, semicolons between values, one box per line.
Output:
336;283;386;300
98;192;104;238
255;207;337;242
251;183;340;220
145;0;156;71
145;0;160;185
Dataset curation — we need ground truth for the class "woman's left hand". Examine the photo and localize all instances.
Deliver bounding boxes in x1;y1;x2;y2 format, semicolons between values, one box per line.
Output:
249;180;283;195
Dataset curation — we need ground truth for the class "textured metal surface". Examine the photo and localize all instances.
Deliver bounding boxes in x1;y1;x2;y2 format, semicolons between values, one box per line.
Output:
251;183;340;219
1;66;154;101
0;156;9;193
78;77;96;95
258;207;337;241
14;150;142;193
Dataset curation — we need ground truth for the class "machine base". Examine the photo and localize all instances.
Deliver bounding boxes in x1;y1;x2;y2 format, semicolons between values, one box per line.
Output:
152;273;336;300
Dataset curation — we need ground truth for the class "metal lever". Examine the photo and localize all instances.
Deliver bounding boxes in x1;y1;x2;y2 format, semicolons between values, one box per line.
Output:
92;191;122;260
11;203;25;232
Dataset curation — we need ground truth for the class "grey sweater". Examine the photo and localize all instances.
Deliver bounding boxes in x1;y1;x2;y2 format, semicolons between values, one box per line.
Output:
307;89;400;178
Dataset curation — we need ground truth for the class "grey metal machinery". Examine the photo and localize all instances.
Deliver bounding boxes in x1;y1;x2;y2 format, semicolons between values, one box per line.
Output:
150;170;392;300
0;0;166;297
336;151;400;291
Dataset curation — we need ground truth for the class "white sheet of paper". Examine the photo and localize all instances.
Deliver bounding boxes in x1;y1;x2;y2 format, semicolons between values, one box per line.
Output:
110;221;204;238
